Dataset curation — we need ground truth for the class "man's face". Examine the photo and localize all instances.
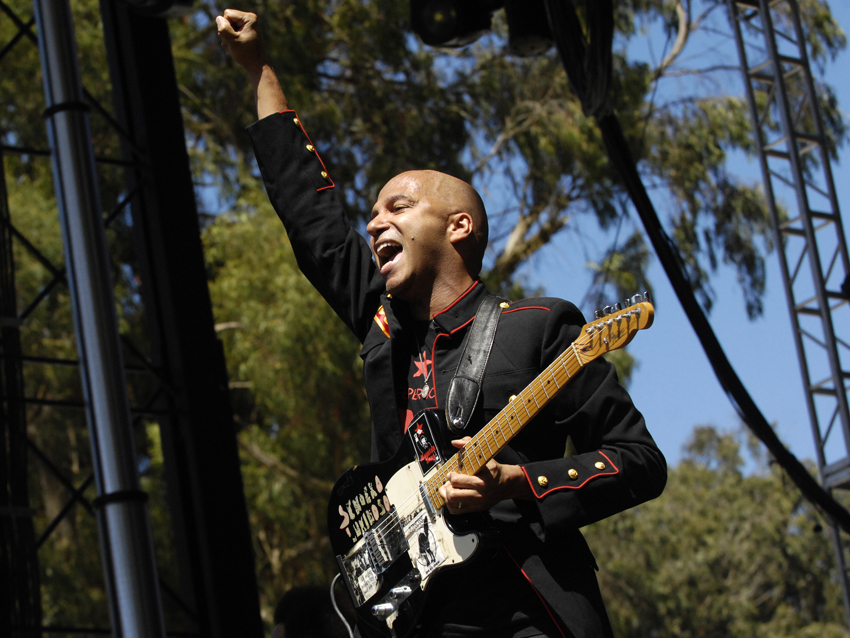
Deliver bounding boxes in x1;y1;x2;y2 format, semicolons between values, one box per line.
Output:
367;172;452;300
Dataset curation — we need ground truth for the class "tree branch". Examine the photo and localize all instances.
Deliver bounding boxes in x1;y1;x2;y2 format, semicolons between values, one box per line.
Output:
493;208;570;281
652;0;690;81
239;438;336;493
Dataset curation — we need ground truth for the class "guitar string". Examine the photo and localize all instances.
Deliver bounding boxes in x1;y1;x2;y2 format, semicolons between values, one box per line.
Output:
355;315;612;546
419;307;643;509
349;308;624;547
347;349;583;549
347;371;575;560
347;309;645;554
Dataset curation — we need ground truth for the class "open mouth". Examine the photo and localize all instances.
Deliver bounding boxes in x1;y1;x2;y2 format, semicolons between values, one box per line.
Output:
376;240;403;272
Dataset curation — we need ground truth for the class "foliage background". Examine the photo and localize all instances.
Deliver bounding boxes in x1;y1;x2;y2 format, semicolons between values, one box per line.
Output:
1;0;848;634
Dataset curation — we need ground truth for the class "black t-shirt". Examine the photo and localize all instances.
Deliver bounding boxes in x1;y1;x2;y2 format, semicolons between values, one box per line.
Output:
397;321;558;638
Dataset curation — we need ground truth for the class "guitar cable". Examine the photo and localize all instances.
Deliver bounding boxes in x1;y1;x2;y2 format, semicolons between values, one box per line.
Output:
331;573;355;638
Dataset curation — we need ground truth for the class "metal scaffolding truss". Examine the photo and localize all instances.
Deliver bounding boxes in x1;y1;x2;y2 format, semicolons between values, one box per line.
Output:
1;1;187;635
728;0;850;621
2;1;262;636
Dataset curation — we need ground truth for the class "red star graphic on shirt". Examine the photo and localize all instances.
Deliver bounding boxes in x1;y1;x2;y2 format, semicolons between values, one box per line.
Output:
413;350;432;378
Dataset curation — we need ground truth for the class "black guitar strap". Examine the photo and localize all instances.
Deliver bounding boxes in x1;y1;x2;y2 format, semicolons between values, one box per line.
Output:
445;295;505;434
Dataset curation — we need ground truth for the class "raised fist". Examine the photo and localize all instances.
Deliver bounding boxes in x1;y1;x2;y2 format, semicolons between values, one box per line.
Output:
216;9;267;72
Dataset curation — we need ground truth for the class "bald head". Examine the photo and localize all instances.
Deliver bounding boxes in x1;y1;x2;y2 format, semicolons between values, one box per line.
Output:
381;170;489;275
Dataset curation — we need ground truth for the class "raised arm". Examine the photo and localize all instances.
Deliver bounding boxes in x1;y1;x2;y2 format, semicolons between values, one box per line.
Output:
216;9;288;119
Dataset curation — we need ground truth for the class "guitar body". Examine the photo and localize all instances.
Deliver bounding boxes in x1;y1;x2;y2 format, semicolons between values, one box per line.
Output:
327;410;481;638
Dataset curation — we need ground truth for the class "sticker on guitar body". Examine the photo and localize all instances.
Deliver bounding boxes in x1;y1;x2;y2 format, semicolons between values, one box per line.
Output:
336;477;447;605
403;509;446;579
337;476;393;542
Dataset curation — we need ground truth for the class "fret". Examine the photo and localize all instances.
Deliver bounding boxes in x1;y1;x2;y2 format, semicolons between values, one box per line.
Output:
500;417;512;441
505;403;520;432
550;367;561;389
518;394;532;419
492;422;505;446
545;367;560;394
455;448;468;474
558;355;571;380
482;429;496;457
529;389;541;409
540;375;551;399
480;436;494;460
571;342;583;367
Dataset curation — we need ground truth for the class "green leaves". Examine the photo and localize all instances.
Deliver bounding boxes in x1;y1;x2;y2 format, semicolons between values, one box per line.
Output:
171;0;846;318
586;426;849;638
203;198;371;615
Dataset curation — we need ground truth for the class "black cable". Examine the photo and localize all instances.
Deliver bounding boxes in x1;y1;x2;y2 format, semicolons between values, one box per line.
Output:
544;0;850;533
596;112;850;533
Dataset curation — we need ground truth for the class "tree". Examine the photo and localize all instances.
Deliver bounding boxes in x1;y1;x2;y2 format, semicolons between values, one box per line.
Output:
171;0;845;316
3;0;848;631
202;192;372;622
584;425;850;637
170;0;846;624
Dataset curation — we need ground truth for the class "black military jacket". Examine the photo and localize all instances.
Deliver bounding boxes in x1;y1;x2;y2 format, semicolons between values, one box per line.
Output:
248;111;667;638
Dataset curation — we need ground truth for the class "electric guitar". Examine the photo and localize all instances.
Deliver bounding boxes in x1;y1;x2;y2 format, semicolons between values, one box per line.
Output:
327;297;654;638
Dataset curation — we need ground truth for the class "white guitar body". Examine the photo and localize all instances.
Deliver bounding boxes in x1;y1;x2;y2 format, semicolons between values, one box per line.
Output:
331;440;480;637
381;457;479;583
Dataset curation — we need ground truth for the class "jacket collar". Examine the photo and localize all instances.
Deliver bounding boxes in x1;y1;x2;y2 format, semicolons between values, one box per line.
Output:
379;279;490;338
431;280;489;334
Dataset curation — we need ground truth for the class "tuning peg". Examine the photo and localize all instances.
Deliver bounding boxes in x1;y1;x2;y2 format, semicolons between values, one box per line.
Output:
643;290;651;303
614;302;622;311
595;309;603;319
630;293;643;306
603;305;613;316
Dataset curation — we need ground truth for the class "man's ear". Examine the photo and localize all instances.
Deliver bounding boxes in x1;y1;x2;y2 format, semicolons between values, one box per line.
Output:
447;212;474;245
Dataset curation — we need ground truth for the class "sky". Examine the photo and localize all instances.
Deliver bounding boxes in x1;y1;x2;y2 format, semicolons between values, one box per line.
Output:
512;2;850;469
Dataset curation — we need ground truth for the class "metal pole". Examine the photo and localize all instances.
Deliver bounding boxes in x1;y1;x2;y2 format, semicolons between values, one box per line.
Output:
32;1;166;636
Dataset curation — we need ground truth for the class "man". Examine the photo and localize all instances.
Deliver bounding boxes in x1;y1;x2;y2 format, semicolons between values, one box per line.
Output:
217;9;666;638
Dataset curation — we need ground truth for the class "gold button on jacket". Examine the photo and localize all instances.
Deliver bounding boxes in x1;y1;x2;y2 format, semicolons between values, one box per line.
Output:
537;476;549;487
595;461;606;470
568;469;579;480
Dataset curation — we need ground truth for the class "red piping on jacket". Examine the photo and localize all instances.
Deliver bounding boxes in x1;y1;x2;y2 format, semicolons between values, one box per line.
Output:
523;451;620;499
503;546;568;638
432;279;480;318
430;303;552;408
279;110;335;192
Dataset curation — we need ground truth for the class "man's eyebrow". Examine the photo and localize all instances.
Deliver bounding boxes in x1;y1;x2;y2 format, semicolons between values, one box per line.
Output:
372;194;413;216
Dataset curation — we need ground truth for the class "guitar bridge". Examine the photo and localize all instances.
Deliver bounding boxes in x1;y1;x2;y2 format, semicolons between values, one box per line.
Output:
365;506;408;573
419;483;435;518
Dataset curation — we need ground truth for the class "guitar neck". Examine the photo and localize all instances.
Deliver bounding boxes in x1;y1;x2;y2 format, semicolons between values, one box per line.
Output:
423;342;586;510
422;301;652;511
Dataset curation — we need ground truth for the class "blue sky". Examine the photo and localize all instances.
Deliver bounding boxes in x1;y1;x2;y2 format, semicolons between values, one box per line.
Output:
520;2;850;468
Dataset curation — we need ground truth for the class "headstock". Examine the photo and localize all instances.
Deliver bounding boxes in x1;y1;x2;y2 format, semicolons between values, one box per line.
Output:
579;293;654;359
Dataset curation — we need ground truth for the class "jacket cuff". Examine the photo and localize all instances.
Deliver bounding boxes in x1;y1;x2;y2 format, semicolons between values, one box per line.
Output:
522;450;619;499
247;110;335;192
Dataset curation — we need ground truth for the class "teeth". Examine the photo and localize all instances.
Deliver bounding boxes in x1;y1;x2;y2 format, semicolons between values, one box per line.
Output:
376;241;402;259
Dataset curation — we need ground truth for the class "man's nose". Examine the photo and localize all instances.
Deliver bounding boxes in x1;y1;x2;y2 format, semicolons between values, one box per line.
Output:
367;212;387;236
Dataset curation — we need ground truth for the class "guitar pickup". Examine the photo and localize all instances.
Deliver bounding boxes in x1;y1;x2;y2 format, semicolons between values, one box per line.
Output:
365;506;408;573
